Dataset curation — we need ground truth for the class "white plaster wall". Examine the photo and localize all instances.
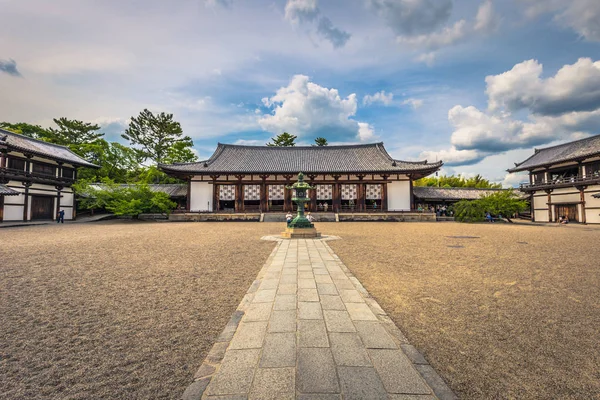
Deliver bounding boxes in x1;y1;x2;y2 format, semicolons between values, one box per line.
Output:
387;181;410;211
3;205;24;221
190;181;212;211
533;194;549;222
585;185;600;223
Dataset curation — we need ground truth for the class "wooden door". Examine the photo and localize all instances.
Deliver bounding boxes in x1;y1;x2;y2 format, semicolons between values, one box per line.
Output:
31;195;54;220
555;204;578;222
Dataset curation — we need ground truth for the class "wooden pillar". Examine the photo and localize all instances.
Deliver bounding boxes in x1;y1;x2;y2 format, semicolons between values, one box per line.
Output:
283;175;293;212
260;175;268;212
0;195;4;222
55;185;63;220
0;149;6;168
22;181;31;221
546;189;552;222
308;175;317;212
235;175;244;212
211;176;219;212
332;175;341;213
186;178;191;212
409;176;415;211
381;176;389;211
357;175;366;212
578;186;587;224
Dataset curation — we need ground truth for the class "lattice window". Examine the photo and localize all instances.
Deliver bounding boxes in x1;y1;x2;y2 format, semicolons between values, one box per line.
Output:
268;184;284;200
341;184;357;200
219;185;235;200
317;184;332;200
244;184;260;201
366;184;382;199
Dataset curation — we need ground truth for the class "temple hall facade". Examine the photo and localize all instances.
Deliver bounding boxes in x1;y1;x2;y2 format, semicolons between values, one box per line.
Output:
509;134;600;224
159;143;443;214
0;129;98;222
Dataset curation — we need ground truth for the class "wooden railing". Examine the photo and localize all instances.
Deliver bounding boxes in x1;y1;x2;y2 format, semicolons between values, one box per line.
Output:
0;167;74;186
520;173;600;190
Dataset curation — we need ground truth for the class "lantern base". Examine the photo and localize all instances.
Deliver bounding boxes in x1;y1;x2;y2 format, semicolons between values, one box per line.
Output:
281;227;321;239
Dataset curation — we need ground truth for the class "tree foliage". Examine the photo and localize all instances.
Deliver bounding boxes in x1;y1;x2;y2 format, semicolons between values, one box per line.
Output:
454;190;528;223
122;109;194;164
73;179;177;217
266;132;297;147
314;137;328;146
414;174;502;189
0;122;51;140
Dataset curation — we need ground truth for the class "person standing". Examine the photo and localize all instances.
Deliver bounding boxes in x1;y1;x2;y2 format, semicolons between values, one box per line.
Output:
286;212;293;226
57;209;65;224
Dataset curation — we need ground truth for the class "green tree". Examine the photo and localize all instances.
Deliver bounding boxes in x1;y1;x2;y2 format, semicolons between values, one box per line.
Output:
73;179;176;217
454;190;528;223
0;122;51;140
414;174;502;189
122;109;193;164
163;140;198;164
266;132;297;147
47;118;104;146
77;140;143;182
314;137;328;146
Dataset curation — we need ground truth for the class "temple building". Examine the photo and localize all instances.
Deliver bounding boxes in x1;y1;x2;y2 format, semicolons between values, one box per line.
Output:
508;134;600;224
0;129;98;222
159;142;442;214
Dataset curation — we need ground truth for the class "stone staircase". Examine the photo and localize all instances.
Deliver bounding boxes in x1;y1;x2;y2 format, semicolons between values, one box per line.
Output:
262;212;337;222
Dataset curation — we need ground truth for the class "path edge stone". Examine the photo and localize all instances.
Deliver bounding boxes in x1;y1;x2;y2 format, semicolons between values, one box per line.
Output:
180;241;282;400
321;240;458;400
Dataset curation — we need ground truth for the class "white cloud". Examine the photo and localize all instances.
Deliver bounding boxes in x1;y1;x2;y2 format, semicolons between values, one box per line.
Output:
397;20;468;51
474;0;500;33
519;0;600;41
285;0;319;24
393;0;500;61
420;146;486;166
357;122;375;142
258;74;372;142
367;0;453;36
284;0;350;48
402;98;424;109
205;0;233;8
501;172;528;188
428;57;600;167
486;58;600;116
416;52;436;66
234;139;265;146
363;90;394;106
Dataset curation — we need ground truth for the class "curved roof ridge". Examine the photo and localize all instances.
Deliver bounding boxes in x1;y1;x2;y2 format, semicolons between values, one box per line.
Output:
533;133;599;153
1;128;71;151
216;142;385;149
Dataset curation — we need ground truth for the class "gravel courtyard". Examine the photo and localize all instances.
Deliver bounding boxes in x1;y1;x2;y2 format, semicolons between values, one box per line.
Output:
1;220;599;399
0;221;277;400
323;222;600;399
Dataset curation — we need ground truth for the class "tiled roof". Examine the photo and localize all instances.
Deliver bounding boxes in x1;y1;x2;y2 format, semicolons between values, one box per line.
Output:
0;129;98;168
508;134;600;172
0;184;20;196
159;143;443;175
413;186;508;201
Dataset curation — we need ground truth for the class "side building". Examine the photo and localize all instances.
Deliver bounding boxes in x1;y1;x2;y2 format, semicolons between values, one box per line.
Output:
159;143;442;214
0;129;98;222
508;134;600;224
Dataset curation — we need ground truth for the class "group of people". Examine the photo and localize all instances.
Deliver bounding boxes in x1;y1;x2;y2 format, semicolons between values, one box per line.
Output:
417;204;453;217
317;203;329;212
286;212;314;226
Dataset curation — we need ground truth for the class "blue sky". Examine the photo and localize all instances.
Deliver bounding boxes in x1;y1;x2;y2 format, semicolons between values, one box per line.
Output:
1;0;599;186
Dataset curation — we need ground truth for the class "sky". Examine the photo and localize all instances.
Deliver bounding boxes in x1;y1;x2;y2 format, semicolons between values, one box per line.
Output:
1;0;599;186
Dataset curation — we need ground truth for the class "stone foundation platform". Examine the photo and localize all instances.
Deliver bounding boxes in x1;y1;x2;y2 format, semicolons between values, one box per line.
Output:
281;227;321;238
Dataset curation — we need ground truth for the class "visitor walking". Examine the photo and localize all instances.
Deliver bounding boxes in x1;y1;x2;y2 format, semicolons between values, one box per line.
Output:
286;212;293;226
307;212;314;223
56;209;65;224
485;212;493;223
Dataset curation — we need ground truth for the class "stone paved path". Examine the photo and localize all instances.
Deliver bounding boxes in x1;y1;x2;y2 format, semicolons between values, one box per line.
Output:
184;239;454;400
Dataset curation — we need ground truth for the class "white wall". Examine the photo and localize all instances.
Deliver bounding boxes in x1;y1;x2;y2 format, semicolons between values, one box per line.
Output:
585;185;600;224
532;193;549;222
190;181;212;211
387;181;411;211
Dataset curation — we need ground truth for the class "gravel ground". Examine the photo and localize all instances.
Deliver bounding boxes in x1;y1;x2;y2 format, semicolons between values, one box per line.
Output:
322;222;600;399
2;220;599;399
0;221;277;400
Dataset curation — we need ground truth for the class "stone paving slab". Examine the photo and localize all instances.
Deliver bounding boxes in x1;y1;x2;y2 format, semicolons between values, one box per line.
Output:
183;238;455;400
